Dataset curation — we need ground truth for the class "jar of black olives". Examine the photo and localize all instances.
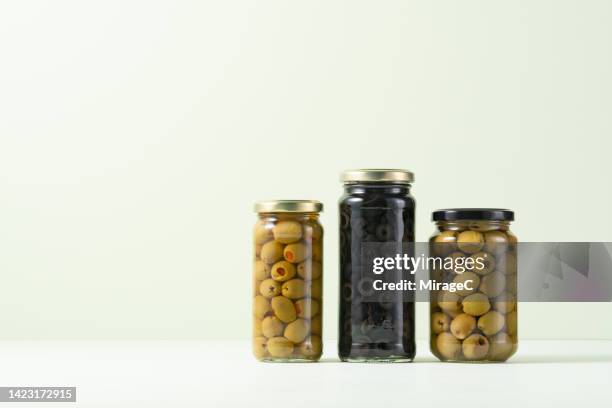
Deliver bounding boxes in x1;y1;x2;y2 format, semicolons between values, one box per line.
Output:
429;209;517;362
252;200;323;362
338;169;416;362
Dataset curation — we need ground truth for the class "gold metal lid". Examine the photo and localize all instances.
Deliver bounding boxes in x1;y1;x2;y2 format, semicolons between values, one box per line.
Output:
340;169;414;184
254;200;323;213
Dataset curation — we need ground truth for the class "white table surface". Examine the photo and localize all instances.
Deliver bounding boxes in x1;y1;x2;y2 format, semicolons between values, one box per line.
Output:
0;340;611;407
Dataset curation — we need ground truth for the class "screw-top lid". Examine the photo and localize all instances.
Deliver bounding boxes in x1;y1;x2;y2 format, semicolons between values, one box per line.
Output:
340;169;414;184
254;200;323;213
432;208;514;222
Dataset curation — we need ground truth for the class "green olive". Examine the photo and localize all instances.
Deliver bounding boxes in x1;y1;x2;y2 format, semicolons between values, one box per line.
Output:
311;243;322;262
270;261;296;282
260;241;284;264
253;319;263;337
303;223;323;241
282;279;306;299
493;291;516;314
254;260;271;281
297;260;322;280
254;245;262;258
450;313;476;340
261;316;284;338
253;295;271;318
477;310;505;336
457;230;484;254
308;279;322;299
431;312;451;334
497;253;517;275
453;272;480;297
310;315;322;334
468;221;498;232
254;223;273;245
505;310;517;335
273;221;303;244
446;308;462;318
437;292;462;315
267;336;294;358
253;336;268;359
298;335;322;358
294;298;319;318
283;242;310;264
505;273;517;294
484;230;509;254
462;293;491;316
433;231;457;255
487;332;514;361
284;318;309;343
270;296;297;323
431;337;440;355
259;279;281;298
480;271;506;298
436;332;462;360
445;251;466;273
469;251;496;275
253;278;260;296
434;230;457;244
462;334;489;360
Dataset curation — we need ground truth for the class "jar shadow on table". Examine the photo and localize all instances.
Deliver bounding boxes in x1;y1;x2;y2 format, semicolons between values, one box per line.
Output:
506;354;612;364
299;353;612;364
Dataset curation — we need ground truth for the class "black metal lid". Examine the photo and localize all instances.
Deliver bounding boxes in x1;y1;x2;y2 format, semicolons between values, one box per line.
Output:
432;208;514;222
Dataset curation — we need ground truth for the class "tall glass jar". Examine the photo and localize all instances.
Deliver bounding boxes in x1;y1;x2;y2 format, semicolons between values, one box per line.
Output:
429;209;517;362
252;200;323;362
338;169;416;362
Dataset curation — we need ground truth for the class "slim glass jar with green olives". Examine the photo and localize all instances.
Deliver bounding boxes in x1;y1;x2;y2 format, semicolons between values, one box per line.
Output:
253;200;323;362
429;209;517;363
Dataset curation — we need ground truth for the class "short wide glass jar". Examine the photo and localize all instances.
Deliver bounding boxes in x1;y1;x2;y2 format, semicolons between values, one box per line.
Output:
429;209;517;362
338;169;416;362
252;200;323;362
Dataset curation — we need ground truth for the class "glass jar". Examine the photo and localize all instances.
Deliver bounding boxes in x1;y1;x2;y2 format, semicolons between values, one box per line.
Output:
252;200;324;362
338;169;416;362
429;209;517;362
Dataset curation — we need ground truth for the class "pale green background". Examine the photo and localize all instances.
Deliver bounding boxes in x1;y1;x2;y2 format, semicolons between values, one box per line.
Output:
0;0;611;340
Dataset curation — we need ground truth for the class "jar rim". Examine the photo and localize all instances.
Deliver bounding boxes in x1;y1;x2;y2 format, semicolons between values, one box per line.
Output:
432;208;514;222
340;169;414;184
254;200;323;213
